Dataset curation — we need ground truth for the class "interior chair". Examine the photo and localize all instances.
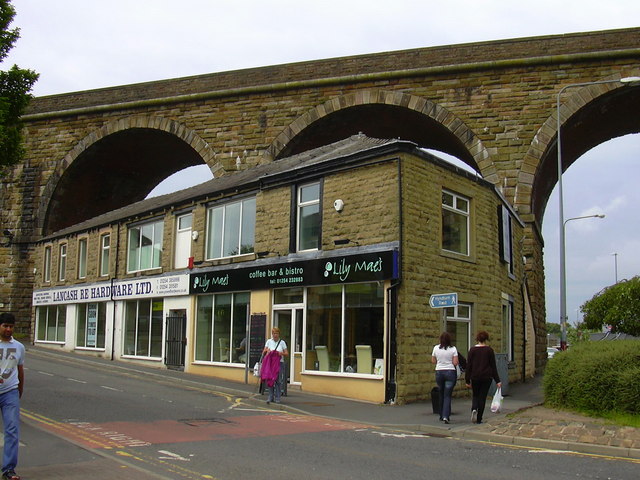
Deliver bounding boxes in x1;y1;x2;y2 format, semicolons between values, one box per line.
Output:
219;337;230;362
356;345;372;374
315;345;329;371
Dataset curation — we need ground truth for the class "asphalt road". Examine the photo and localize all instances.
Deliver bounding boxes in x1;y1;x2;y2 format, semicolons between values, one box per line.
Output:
16;349;639;480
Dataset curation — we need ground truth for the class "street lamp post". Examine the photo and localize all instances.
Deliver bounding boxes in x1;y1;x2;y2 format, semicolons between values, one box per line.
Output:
556;76;639;351
611;252;618;284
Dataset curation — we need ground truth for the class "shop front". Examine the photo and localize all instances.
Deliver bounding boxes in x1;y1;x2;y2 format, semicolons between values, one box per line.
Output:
188;245;399;402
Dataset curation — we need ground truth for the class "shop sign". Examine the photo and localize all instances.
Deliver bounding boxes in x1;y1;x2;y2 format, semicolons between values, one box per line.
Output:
190;249;398;294
32;274;190;306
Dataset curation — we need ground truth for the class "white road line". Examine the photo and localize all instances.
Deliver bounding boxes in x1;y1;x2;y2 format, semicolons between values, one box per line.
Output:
38;371;54;376
100;385;122;392
67;378;87;384
158;450;190;461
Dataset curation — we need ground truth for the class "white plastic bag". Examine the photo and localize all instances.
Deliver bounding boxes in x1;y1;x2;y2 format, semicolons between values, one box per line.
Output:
253;361;261;377
490;386;503;413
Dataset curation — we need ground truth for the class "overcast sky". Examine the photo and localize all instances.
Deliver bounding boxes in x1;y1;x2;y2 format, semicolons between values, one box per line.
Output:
5;0;639;327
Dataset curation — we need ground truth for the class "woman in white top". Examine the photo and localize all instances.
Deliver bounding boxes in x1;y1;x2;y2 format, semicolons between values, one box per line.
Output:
431;332;459;424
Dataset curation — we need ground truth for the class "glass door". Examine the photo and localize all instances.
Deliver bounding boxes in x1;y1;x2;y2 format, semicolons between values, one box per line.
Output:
274;308;303;385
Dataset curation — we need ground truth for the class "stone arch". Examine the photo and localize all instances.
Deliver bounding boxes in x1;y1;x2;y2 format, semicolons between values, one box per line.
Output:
516;74;640;226
37;115;221;235
266;90;497;184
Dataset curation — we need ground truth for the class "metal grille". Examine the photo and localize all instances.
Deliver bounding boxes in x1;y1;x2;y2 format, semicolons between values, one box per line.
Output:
165;314;186;368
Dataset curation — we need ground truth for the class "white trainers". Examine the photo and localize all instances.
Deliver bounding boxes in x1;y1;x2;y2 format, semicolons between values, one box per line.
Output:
471;409;478;424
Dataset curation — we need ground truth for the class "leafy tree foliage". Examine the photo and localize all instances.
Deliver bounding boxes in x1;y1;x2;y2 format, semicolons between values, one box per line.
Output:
0;0;38;171
581;276;640;337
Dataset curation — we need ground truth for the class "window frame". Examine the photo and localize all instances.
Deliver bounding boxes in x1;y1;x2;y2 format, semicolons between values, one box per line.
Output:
127;219;164;273
501;295;515;362
444;302;472;355
58;243;67;281
123;298;164;358
205;196;256;260
76;302;106;349
36;305;66;343
43;245;52;283
99;233;111;277
499;205;514;276
441;189;470;256
295;181;322;252
77;238;88;279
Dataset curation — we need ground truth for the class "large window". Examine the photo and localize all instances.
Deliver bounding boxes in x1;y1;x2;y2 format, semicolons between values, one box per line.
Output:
206;197;256;259
444;303;472;356
36;305;66;342
124;299;163;358
127;220;164;272
77;238;87;279
59;243;67;281
306;282;384;374
76;303;106;349
195;292;249;363
499;205;514;275
297;182;321;251
442;190;469;255
43;246;52;283
100;233;110;277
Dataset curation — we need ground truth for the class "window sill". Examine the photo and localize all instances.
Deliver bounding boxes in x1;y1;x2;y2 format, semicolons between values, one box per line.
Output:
440;249;476;264
302;370;383;380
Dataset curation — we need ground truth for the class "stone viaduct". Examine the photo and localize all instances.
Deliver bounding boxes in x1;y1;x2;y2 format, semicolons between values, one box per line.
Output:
1;27;639;371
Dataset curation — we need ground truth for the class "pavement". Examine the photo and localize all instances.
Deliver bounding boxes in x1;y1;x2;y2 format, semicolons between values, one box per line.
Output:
16;346;640;479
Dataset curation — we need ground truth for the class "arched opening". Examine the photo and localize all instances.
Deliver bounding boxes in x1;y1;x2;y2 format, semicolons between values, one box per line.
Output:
44;128;207;234
275;104;480;172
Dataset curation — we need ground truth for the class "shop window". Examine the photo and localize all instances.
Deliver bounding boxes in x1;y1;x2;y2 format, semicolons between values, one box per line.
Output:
274;287;303;305
444;303;472;355
206;197;256;259
59;243;67;281
43;245;52;283
296;182;321;252
77;238;87;279
123;299;163;358
498;205;514;275
127;220;164;273
306;282;384;374
76;302;106;349
442;190;469;255
36;305;66;343
501;296;514;361
195;292;249;363
99;233;110;277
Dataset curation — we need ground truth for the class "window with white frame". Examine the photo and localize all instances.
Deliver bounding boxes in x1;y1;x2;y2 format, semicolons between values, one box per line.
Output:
305;282;384;374
297;182;321;251
444;302;472;355
501;296;514;361
123;299;163;357
442;190;469;255
59;243;67;281
499;205;514;275
194;292;249;363
77;238;87;279
127;220;164;272
76;302;106;349
100;233;110;277
43;245;52;283
36;305;66;342
206;197;256;259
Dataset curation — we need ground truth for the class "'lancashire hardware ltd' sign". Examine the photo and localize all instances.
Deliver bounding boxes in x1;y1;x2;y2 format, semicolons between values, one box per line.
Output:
190;250;398;294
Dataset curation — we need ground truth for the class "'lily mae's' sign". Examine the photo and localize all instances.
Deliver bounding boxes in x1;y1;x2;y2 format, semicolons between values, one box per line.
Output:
190;250;398;294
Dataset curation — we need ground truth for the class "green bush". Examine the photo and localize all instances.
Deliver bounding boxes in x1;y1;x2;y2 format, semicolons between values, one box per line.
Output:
543;340;640;415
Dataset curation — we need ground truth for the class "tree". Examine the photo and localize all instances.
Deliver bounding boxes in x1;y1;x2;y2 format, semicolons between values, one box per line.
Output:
0;0;38;171
581;276;640;337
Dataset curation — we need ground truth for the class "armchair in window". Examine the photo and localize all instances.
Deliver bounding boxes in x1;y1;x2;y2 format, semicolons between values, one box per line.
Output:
356;345;372;374
315;345;329;371
218;338;230;362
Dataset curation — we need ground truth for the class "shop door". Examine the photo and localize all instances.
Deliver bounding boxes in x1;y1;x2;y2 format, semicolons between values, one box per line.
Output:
274;308;303;385
165;310;186;370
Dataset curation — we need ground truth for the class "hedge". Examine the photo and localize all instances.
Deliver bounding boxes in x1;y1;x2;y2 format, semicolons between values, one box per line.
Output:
543;340;640;415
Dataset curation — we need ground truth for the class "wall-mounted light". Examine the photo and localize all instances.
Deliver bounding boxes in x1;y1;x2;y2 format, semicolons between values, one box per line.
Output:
333;199;344;212
191;230;199;241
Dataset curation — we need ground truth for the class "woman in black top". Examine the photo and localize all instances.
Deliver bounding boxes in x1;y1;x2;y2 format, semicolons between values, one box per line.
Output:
465;331;501;424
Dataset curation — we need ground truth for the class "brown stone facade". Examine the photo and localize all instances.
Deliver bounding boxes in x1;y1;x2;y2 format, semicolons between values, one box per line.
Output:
3;27;640;378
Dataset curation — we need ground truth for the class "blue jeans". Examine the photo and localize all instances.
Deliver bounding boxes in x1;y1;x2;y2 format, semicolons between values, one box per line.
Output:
0;389;20;473
435;369;457;420
267;364;286;403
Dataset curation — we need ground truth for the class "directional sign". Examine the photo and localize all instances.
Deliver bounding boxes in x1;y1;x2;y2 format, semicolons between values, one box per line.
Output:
429;293;458;308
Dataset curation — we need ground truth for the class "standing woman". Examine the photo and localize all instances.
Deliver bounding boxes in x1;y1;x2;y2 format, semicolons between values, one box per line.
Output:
261;327;288;404
465;331;501;424
431;332;459;424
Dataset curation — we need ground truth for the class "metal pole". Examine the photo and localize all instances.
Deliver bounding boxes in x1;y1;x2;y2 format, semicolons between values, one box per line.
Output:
612;252;618;284
556;76;639;350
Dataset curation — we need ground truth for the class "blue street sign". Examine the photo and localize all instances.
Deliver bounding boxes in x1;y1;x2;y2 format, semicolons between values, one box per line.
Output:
429;292;458;308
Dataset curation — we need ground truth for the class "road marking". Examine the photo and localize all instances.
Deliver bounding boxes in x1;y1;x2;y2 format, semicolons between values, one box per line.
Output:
38;371;54;376
158;450;191;461
101;385;123;392
68;378;87;383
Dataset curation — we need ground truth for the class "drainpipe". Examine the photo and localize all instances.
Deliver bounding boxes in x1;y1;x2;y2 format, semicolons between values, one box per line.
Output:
110;223;120;361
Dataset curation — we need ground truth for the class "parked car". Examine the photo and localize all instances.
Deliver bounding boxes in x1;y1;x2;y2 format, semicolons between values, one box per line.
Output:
547;347;560;359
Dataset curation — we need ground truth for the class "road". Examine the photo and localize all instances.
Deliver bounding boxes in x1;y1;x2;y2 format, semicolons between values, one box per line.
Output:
18;348;638;479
